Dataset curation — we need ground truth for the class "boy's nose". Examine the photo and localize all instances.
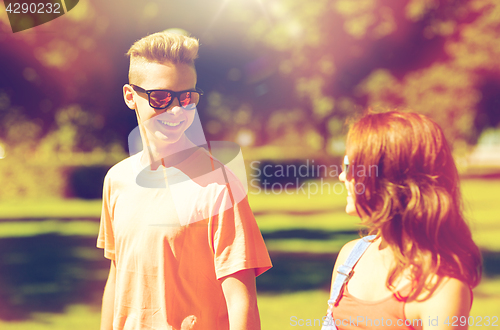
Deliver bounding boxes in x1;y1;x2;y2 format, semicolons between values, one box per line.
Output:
168;105;184;115
162;98;182;113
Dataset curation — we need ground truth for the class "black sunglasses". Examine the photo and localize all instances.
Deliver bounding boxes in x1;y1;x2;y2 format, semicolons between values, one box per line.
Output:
130;84;204;110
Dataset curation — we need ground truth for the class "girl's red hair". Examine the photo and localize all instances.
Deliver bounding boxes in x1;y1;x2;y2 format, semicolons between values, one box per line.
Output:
347;111;481;300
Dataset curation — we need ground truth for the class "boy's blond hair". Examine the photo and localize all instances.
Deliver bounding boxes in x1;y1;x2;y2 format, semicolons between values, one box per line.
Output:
126;30;199;84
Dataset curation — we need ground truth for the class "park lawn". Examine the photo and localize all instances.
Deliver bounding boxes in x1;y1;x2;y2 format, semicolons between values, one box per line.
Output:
259;280;500;330
0;220;99;238
0;199;101;219
0;305;101;330
2;179;496;251
0;179;498;258
1;281;498;330
251;178;500;252
0;178;498;329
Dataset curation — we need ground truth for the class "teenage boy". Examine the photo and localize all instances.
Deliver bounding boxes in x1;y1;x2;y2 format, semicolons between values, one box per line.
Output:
97;30;272;330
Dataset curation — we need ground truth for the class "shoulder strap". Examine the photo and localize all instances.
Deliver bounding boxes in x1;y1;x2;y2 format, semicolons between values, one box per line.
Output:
328;235;376;306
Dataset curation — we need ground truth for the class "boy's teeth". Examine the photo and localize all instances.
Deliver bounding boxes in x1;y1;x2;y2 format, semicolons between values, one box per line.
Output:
159;120;181;127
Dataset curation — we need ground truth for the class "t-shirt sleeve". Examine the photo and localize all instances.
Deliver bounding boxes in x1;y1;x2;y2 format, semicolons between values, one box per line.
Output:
211;184;272;280
97;174;116;260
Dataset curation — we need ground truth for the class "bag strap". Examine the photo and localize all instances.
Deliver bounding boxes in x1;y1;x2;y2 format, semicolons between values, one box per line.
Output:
328;235;376;306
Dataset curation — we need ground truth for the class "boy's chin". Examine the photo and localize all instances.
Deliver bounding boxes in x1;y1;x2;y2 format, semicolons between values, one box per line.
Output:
152;130;185;143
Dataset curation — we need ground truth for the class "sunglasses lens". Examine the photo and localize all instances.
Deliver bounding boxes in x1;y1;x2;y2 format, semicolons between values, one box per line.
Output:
150;91;172;108
179;91;199;108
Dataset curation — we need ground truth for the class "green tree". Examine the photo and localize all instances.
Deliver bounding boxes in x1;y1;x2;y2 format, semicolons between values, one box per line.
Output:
224;0;500;153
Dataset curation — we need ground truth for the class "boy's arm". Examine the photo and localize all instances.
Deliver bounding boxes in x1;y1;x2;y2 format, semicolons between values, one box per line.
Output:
101;260;116;330
221;269;260;330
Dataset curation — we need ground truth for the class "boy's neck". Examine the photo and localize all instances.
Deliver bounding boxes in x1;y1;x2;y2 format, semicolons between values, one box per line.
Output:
141;134;198;170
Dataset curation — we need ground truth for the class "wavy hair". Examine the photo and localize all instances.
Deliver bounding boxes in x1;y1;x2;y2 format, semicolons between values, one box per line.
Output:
126;30;199;84
346;111;481;300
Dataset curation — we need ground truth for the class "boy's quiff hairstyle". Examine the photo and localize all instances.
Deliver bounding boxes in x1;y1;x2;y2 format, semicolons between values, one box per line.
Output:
126;30;199;84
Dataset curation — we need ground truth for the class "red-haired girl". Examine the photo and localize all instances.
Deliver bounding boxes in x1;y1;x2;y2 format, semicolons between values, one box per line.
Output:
322;111;482;330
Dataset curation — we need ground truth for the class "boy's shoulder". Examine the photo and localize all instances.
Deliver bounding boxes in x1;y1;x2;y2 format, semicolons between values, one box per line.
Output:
190;147;247;188
105;153;140;183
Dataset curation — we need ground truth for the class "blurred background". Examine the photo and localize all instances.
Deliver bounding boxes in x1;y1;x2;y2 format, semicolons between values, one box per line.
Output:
0;0;499;328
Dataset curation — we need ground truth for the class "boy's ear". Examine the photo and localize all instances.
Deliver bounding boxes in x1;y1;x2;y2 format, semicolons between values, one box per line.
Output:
123;84;136;110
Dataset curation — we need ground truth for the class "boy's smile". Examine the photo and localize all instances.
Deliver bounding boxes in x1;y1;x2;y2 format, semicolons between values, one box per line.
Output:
158;120;182;127
149;111;189;140
124;60;198;156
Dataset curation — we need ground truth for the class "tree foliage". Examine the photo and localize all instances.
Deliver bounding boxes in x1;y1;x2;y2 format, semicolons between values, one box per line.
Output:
220;0;500;153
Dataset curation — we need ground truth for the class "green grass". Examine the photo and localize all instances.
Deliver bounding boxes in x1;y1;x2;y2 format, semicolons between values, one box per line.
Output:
264;236;354;254
258;290;330;329
461;180;500;251
0;199;102;219
248;180;348;214
256;212;363;232
470;277;500;326
0;178;498;329
0;220;99;238
0;305;101;330
258;278;500;330
0;179;497;254
0;292;331;330
1;282;497;330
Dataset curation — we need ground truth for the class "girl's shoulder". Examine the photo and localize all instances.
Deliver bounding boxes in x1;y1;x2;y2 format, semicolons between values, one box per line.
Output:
334;236;377;271
336;239;362;262
420;276;472;306
337;236;378;262
406;276;473;324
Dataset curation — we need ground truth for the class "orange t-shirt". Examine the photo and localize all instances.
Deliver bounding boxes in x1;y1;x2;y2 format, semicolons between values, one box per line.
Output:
97;148;272;330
